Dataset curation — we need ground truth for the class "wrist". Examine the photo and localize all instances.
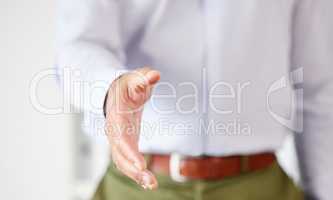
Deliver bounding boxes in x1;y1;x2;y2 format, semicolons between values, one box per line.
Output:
103;74;125;118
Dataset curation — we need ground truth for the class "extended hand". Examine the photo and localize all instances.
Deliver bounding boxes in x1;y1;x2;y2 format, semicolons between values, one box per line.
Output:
105;67;160;190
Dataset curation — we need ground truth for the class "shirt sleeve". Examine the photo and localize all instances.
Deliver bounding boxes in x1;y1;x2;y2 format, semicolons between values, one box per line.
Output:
55;0;128;115
291;0;333;199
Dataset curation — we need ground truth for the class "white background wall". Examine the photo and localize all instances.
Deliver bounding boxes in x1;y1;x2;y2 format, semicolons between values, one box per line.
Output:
0;0;73;199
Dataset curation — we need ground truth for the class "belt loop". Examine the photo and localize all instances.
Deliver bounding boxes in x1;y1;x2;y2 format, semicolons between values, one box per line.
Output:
240;155;249;173
144;154;152;169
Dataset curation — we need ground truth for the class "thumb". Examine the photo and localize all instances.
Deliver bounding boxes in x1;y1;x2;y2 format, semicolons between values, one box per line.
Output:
145;70;160;85
127;70;160;105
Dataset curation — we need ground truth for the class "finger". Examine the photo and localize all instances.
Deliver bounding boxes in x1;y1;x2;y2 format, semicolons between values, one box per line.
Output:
115;141;158;189
141;169;158;190
115;134;147;171
135;66;153;76
111;147;141;182
145;70;160;85
112;147;158;189
127;70;160;103
131;67;160;88
127;80;147;104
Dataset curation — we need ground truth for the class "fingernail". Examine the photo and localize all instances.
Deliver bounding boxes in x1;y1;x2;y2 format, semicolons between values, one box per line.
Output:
146;184;154;190
140;171;154;190
141;184;147;190
142;172;151;184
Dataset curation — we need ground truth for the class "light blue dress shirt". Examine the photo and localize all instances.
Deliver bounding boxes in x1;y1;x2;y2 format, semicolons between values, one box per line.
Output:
56;0;333;199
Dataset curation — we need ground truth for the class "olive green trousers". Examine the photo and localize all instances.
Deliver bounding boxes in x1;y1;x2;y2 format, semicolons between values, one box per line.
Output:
93;161;303;200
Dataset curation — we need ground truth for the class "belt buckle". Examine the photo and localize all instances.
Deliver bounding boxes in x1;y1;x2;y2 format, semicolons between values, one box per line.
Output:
170;153;188;182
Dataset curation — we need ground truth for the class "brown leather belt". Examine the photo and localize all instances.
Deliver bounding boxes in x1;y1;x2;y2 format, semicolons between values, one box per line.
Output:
147;152;276;182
